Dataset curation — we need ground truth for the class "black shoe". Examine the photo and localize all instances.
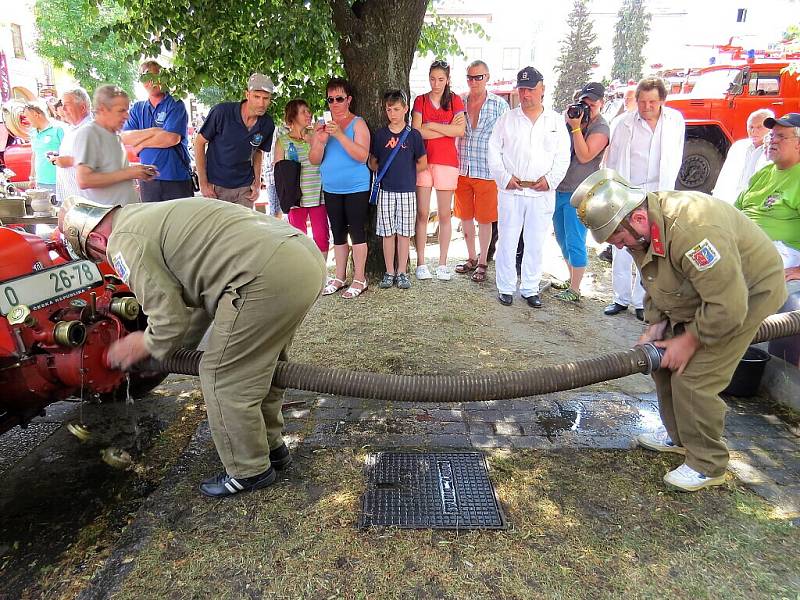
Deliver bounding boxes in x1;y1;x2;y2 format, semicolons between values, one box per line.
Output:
269;443;292;470
598;245;613;263
635;308;645;321
522;294;542;308
497;293;513;306
604;302;628;316
199;467;276;498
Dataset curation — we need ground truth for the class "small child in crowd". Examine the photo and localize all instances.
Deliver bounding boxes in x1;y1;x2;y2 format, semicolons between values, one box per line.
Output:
369;90;427;289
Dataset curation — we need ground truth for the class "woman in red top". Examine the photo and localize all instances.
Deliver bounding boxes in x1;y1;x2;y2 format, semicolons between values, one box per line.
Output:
412;60;466;281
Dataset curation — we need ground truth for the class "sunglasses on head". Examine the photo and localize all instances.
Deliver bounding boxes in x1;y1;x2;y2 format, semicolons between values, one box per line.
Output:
326;95;347;104
431;60;449;70
383;89;407;103
466;74;488;81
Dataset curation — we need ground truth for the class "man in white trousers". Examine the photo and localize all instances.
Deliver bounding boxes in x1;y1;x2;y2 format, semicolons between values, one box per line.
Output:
603;77;685;320
488;66;570;308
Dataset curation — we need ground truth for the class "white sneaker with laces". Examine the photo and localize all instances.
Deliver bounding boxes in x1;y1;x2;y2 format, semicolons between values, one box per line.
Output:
436;265;451;281
663;463;726;492
637;428;686;455
415;264;432;280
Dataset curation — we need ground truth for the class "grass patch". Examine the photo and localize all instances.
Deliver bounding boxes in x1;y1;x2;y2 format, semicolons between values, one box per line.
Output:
109;449;799;600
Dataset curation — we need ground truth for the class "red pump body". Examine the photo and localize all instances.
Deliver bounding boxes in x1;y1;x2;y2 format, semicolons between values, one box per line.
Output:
0;225;151;434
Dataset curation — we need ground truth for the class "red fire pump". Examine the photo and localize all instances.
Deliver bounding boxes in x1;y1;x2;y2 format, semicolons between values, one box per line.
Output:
0;224;163;435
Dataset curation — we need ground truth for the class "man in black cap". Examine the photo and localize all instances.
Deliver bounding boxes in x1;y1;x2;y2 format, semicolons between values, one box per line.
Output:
487;66;570;307
551;82;610;302
734;112;800;281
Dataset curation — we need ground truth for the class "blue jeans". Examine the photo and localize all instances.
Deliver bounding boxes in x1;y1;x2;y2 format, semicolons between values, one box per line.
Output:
553;190;588;268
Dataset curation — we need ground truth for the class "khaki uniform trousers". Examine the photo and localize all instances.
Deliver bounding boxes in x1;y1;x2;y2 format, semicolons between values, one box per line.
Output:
199;233;325;478
652;309;770;478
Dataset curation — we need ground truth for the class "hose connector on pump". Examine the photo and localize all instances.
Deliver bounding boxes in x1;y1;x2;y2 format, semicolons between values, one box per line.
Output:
53;320;87;347
110;297;140;321
636;343;664;374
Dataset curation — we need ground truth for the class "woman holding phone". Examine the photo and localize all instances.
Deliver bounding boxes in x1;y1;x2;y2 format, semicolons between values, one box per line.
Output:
310;77;371;299
411;60;466;281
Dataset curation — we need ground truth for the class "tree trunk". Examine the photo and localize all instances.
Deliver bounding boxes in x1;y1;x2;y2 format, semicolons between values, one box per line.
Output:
329;0;428;279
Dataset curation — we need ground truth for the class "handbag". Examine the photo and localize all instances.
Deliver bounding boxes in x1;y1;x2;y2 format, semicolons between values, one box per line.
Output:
273;159;302;213
171;145;200;192
370;126;411;205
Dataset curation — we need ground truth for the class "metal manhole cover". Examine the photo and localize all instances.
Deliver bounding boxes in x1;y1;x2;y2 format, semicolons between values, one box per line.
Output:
359;452;506;530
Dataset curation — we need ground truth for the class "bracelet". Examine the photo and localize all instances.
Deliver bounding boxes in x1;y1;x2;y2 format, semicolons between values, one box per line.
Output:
571;127;581;133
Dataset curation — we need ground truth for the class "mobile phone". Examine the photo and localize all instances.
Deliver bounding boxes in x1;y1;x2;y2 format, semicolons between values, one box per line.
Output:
323;110;332;123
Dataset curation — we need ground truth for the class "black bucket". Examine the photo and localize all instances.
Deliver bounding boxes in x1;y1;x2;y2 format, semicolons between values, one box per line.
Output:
722;346;771;397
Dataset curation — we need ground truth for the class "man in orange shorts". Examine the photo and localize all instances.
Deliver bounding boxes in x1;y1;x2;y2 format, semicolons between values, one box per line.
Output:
454;60;509;283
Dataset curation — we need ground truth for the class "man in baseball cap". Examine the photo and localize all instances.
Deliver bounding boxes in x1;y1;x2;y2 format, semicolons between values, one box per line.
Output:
194;72;276;205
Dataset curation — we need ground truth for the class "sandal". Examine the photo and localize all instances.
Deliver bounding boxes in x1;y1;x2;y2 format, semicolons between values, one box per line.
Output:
341;279;368;299
471;264;488;283
455;257;479;274
322;277;347;296
550;278;570;290
554;287;581;302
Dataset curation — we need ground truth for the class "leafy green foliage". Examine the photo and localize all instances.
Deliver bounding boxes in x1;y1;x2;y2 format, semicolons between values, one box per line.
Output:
552;0;600;111
418;4;487;61
33;0;139;95
782;23;800;42
611;0;651;83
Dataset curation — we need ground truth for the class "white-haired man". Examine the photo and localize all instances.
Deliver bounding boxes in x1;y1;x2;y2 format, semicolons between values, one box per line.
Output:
712;108;773;203
53;87;93;204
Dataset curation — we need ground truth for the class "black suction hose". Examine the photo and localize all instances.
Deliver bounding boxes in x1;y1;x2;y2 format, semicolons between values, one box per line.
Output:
138;310;800;402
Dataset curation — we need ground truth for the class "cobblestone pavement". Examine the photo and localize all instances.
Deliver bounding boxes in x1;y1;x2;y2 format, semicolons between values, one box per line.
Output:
280;388;800;518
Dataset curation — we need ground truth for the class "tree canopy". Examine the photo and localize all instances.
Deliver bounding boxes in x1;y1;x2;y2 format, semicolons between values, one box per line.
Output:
33;0;139;95
552;0;600;110
611;0;651;83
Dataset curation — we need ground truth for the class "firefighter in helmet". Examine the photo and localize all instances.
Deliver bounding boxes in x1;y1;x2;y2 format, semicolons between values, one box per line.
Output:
60;196;326;498
571;169;786;491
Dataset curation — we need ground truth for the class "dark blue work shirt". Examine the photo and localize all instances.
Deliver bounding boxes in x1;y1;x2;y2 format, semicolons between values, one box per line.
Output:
370;126;426;192
123;93;191;181
198;101;275;189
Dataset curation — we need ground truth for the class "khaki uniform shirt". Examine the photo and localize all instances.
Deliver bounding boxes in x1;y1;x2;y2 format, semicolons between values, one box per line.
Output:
106;198;302;359
630;191;787;347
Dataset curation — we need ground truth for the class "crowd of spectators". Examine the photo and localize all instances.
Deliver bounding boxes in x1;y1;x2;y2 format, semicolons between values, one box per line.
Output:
33;59;799;310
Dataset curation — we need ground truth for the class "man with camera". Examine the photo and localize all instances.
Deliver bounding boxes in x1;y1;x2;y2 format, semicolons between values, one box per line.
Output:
552;82;610;302
602;77;685;320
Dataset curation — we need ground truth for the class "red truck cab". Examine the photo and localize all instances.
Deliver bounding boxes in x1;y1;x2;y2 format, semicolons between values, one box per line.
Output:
666;59;800;192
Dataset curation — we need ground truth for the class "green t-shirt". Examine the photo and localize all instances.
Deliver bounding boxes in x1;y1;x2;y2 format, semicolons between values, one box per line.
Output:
735;162;800;251
30;123;65;185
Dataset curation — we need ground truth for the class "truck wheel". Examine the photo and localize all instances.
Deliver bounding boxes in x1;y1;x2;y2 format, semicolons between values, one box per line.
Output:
678;139;723;193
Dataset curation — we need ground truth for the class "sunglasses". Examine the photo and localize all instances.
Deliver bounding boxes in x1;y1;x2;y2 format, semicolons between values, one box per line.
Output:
466;74;488;81
431;60;449;70
326;95;347;104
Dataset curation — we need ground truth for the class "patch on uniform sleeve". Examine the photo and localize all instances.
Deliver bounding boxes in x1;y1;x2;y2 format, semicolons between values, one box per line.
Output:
684;239;721;271
112;252;130;283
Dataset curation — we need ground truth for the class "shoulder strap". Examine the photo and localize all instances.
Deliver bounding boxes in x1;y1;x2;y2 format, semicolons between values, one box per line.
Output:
375;126;411;186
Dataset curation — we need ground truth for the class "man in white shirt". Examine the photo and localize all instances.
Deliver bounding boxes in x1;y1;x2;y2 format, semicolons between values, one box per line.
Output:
602;77;686;320
712;108;773;203
54;87;93;205
488;66;571;307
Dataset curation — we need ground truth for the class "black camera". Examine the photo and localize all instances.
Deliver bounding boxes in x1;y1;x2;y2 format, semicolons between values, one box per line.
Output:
566;101;590;124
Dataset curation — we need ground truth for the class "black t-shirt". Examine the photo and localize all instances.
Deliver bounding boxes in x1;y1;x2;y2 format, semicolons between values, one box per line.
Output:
370;126;426;193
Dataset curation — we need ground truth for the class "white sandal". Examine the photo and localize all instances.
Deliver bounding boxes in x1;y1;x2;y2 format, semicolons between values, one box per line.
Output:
322;277;347;296
341;279;368;299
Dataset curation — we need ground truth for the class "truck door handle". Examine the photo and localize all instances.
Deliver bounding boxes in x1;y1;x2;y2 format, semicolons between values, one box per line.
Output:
771;101;784;106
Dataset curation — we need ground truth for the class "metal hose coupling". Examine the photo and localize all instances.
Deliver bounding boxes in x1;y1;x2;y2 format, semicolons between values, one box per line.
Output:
635;343;663;374
53;320;87;347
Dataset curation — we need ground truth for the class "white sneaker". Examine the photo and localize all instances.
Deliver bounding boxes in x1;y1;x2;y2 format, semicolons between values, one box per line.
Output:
637;428;685;455
663;463;726;492
436;265;451;281
415;264;432;280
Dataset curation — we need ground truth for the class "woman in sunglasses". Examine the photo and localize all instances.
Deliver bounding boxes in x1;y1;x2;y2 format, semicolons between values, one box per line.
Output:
310;77;371;298
411;59;466;281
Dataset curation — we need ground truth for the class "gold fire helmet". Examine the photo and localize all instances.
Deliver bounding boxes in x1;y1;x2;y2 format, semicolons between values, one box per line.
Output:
60;195;118;259
570;169;647;243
